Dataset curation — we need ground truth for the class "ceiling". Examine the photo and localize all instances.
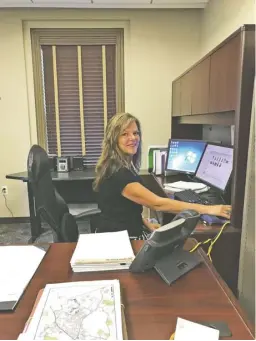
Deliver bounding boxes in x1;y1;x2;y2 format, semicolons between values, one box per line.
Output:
0;0;209;9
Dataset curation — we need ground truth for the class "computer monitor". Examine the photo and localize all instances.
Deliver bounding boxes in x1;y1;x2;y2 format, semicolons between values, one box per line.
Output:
129;210;202;285
195;143;233;192
166;139;207;174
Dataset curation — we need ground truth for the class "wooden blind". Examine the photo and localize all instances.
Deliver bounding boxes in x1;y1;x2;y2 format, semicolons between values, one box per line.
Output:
41;46;57;155
32;29;124;166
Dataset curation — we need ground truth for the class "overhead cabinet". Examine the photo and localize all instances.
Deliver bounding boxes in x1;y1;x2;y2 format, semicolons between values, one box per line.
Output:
172;32;242;116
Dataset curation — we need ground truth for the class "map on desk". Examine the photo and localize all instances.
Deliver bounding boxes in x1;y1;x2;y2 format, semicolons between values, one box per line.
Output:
25;280;123;340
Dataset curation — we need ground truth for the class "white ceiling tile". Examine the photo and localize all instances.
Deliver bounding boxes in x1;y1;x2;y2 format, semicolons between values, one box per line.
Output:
0;0;209;7
0;0;32;4
32;0;91;3
152;0;208;7
93;0;150;3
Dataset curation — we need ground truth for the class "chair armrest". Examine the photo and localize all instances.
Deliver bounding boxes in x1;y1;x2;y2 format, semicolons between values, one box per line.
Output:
75;208;101;220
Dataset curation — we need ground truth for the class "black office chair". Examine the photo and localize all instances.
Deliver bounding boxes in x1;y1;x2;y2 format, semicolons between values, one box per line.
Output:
27;145;101;242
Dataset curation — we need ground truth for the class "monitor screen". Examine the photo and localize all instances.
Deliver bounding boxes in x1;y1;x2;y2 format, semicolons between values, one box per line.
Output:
195;143;233;192
166;139;207;174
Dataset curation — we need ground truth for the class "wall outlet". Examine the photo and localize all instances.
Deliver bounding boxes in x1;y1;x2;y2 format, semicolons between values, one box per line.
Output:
1;186;8;195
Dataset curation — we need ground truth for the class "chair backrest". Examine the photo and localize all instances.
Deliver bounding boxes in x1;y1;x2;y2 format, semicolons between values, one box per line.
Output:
27;145;78;242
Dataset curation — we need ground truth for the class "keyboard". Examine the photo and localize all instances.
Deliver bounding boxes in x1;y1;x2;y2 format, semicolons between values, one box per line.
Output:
174;189;214;205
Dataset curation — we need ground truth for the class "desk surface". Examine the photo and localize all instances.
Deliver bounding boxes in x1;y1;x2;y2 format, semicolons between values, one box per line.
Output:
6;169;96;182
0;240;253;340
6;169;150;182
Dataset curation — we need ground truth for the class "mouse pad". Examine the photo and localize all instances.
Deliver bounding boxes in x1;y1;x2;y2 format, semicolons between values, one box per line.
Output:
200;214;227;225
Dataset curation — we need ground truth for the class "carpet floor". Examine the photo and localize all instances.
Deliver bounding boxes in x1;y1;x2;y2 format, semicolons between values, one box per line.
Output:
0;220;91;245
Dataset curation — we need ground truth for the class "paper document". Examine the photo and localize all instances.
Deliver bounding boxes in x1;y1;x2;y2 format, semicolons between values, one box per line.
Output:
71;231;135;272
165;181;207;190
0;246;46;305
174;318;219;340
25;280;123;340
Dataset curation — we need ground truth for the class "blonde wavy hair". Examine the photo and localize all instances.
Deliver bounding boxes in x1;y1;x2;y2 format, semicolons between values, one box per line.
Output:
93;113;142;191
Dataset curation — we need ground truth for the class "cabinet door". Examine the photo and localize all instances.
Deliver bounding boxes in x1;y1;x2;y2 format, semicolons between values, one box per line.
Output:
172;79;181;116
209;34;241;113
180;71;192;115
191;57;210;115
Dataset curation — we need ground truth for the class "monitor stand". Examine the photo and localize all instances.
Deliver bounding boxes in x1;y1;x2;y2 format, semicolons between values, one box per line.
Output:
154;248;202;285
164;170;179;176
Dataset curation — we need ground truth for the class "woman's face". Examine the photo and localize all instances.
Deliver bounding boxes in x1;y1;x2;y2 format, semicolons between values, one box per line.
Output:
118;121;140;156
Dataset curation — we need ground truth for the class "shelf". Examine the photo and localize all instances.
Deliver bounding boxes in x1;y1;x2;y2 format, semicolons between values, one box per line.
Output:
174;111;235;125
194;224;239;234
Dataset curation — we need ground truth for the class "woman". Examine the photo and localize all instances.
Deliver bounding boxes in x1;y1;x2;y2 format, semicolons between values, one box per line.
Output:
93;113;232;237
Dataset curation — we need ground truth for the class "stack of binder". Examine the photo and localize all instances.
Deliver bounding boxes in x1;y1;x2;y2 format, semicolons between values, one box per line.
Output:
147;145;167;174
70;231;135;272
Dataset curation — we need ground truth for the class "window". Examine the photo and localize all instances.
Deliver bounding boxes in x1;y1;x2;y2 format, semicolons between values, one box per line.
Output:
31;29;124;166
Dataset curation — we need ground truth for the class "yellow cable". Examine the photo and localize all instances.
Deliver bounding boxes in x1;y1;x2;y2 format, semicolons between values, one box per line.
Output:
207;221;230;261
189;238;212;253
190;221;230;262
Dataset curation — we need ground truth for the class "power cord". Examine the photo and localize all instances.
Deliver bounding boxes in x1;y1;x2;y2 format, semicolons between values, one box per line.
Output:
220;193;226;204
190;221;230;262
3;193;14;217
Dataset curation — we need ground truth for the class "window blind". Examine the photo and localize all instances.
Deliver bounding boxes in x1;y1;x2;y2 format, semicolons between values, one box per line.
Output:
31;28;124;166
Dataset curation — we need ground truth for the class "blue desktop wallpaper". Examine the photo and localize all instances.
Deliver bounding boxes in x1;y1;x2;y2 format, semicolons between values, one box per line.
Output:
166;140;206;174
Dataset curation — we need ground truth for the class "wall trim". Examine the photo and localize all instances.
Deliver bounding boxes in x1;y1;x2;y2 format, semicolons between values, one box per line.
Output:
0;217;30;224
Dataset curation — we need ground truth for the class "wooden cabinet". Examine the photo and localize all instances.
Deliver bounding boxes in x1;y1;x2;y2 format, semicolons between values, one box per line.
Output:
171;33;242;117
170;25;255;295
191;57;210;115
180;71;192;115
172;79;181;117
209;34;241;113
172;72;192;117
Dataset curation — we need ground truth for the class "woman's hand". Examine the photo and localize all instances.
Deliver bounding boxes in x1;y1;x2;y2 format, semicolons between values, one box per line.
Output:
147;222;161;231
142;217;161;231
206;205;232;219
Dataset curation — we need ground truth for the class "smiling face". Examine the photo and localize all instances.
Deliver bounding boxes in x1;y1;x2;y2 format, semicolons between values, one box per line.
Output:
118;121;140;156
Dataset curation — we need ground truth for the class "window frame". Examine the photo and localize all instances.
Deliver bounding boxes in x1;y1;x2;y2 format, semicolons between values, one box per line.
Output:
31;28;125;151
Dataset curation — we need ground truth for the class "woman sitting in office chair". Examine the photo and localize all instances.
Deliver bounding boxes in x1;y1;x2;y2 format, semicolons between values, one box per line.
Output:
93;113;232;238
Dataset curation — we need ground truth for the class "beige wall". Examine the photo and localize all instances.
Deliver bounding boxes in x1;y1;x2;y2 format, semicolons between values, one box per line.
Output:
200;0;255;55
0;9;201;217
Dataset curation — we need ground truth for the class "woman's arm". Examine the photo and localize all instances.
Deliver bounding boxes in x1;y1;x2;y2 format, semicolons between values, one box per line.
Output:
122;182;231;219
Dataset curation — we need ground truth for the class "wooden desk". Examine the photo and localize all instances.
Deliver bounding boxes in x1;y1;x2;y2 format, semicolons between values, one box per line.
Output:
143;173;240;296
5;169;149;241
7;171;241;295
0;240;253;340
6;169;96;182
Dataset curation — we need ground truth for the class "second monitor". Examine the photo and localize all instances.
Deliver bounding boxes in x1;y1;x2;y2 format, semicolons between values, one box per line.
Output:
166;139;207;174
195;143;233;193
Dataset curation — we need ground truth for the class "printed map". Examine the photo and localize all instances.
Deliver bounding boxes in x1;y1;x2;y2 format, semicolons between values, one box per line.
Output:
33;284;118;340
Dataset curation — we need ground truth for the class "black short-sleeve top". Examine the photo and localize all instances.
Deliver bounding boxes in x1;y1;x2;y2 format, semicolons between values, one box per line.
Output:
97;167;143;236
